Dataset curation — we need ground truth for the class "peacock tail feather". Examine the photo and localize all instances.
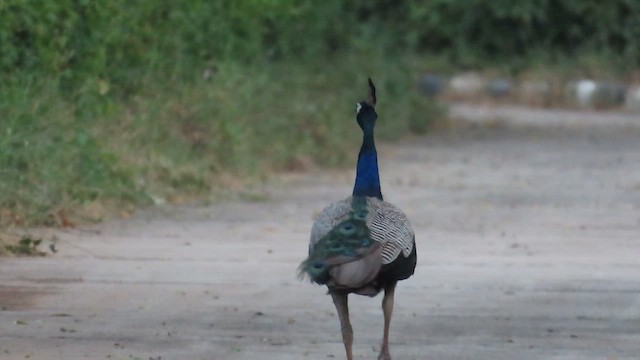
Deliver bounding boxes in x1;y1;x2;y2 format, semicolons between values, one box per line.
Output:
299;197;375;282
300;196;414;289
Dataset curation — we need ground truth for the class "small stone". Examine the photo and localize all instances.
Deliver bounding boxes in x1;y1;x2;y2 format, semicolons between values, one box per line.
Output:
419;74;445;96
594;82;627;107
488;79;512;98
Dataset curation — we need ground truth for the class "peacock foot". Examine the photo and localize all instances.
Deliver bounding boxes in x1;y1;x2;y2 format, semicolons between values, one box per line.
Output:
377;347;391;360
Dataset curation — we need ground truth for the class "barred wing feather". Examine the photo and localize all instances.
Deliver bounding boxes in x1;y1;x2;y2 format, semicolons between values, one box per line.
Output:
310;196;414;265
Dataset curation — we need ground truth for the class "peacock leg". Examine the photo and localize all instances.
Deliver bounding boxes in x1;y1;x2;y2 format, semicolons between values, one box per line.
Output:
378;282;397;360
330;290;353;360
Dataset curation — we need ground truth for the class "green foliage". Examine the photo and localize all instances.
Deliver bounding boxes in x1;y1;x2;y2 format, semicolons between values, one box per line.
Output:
2;0;634;228
2;0;638;89
0;1;444;227
0;0;357;91
0;52;436;227
0;80;144;226
353;0;640;67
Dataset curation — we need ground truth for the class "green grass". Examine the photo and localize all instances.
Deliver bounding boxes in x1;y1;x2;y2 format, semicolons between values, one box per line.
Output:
0;53;441;232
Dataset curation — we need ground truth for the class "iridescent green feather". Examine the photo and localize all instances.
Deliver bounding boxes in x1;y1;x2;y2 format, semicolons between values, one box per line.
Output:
300;197;376;283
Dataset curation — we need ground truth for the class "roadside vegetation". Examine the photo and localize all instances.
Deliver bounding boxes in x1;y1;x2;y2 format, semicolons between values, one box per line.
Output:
1;1;638;253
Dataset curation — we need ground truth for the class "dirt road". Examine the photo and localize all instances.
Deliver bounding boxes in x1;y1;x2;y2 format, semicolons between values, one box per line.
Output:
1;104;639;360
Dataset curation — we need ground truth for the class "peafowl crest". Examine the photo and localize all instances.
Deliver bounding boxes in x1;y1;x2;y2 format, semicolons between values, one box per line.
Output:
299;78;417;360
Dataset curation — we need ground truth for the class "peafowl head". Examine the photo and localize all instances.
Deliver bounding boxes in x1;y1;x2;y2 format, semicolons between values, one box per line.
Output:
356;78;377;132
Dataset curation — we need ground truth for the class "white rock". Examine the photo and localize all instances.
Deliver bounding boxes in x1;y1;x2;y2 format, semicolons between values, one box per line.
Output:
449;72;485;94
575;80;598;107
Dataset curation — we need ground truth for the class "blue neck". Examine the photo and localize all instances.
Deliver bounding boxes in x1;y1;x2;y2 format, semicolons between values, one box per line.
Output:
352;130;383;200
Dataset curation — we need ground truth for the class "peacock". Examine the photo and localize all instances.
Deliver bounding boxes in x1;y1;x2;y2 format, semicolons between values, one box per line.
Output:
300;79;417;360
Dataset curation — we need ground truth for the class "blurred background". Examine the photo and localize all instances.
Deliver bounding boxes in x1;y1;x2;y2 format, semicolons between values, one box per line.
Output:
1;0;640;244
